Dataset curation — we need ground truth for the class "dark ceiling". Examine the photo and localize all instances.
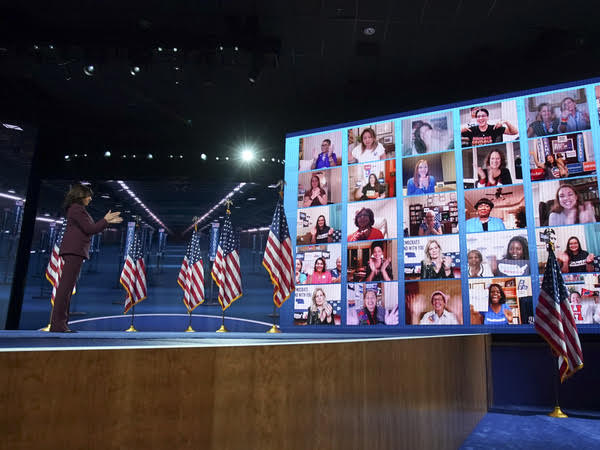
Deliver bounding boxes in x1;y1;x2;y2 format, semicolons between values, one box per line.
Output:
2;0;600;236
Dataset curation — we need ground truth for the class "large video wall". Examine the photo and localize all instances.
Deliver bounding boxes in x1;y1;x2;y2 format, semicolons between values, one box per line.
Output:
283;80;600;333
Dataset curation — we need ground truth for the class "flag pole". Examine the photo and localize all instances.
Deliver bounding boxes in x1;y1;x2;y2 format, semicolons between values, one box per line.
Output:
184;218;199;333
216;306;228;332
185;309;195;332
266;182;288;334
549;361;568;418
41;304;53;332
541;231;568;418
125;304;137;332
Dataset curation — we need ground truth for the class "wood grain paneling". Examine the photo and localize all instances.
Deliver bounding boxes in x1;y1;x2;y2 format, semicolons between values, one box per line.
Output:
1;334;489;450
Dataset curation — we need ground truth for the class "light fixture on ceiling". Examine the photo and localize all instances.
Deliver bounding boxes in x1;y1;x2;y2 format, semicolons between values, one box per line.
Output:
116;180;171;234
363;26;376;36
129;66;141;76
83;64;95;76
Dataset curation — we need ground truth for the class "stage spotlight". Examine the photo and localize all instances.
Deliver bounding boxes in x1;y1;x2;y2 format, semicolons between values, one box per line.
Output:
241;149;254;162
147;153;153;159
173;47;178;52
83;65;95;76
104;150;111;157
201;153;207;160
64;155;70;160
129;66;141;76
157;46;163;52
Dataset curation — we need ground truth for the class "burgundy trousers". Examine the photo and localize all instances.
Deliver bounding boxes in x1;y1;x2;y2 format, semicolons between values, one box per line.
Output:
50;254;84;332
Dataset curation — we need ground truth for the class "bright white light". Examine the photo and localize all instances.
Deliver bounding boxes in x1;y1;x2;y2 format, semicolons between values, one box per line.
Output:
104;151;111;157
0;192;24;201
200;153;207;160
83;65;95;76
241;149;254;162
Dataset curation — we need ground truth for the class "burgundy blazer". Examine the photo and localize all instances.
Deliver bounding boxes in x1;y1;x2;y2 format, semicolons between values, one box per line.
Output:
59;203;108;259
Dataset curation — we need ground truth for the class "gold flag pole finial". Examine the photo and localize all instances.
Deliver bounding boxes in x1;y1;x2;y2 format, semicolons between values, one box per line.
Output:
192;216;199;233
225;199;233;214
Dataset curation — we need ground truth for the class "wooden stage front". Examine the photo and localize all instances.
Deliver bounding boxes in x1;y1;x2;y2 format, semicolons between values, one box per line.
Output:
2;333;490;449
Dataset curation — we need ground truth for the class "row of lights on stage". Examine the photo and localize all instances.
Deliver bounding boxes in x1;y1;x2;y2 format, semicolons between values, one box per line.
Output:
184;182;247;234
63;150;285;164
116;180;171;234
0;190;66;225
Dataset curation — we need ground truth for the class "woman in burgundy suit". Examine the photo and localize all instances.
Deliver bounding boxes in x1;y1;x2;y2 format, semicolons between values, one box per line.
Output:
50;184;122;332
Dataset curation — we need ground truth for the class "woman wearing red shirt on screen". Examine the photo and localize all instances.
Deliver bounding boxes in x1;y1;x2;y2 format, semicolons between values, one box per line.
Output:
348;207;384;242
308;258;333;284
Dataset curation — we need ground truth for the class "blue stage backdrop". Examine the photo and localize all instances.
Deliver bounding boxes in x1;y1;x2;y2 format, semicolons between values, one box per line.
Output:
281;78;600;334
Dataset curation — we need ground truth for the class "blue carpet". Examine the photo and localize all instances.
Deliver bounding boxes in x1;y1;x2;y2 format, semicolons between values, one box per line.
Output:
461;412;600;449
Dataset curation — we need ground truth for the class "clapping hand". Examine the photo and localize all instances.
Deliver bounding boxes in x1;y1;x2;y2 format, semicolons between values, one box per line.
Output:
385;305;399;325
104;210;123;224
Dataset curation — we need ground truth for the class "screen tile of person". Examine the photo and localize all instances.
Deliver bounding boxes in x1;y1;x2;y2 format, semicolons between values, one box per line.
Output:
298;130;343;171
347;121;395;164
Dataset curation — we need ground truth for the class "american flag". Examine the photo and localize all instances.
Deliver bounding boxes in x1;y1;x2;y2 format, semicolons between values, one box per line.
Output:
120;228;147;313
535;246;584;382
45;222;74;305
177;230;205;311
262;199;294;307
210;212;242;310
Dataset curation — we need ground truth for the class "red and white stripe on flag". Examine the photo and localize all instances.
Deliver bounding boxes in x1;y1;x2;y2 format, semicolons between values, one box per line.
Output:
177;256;205;311
120;255;147;314
45;244;63;306
211;247;242;310
262;231;294;307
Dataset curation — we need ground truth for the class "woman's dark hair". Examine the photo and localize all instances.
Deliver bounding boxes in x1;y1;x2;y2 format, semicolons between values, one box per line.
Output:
62;183;93;210
313;257;327;272
488;283;507;305
484;149;506;168
370;240;385;253
544;154;557;169
304;175;326;198
537;102;550;113
475;108;490;117
551;184;581;215
360;128;377;151
367;173;380;188
316;215;328;233
565;236;583;258
354;207;375;228
504;236;529;260
412;121;433;154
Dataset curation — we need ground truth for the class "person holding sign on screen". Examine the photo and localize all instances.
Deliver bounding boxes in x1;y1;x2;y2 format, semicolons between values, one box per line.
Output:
461;108;518;147
360;173;386;200
420;291;459;325
407;159;436;195
491;236;530;277
310;139;338;169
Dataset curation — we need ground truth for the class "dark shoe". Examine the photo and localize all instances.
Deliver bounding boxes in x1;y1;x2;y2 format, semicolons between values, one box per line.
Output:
49;328;77;333
64;329;77;333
